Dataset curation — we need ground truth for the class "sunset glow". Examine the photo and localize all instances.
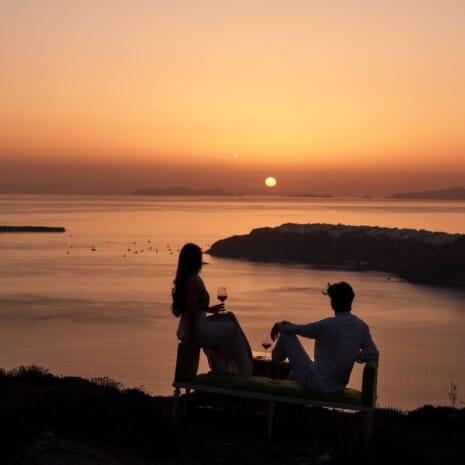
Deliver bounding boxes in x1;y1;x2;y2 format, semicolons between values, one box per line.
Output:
1;1;465;195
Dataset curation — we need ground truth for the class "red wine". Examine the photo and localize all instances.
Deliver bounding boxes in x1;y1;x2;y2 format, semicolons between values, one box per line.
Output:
218;295;227;302
262;342;272;350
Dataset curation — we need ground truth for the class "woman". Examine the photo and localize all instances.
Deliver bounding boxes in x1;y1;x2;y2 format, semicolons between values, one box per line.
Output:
172;243;253;376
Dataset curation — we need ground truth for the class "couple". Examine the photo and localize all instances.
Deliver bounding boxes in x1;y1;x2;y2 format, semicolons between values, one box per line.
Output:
173;243;379;394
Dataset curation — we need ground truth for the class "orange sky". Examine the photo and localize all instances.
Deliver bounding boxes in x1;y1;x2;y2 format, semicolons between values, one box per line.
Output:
1;1;464;194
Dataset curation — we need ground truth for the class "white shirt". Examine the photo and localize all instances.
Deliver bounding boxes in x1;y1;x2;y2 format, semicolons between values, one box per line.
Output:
279;312;379;393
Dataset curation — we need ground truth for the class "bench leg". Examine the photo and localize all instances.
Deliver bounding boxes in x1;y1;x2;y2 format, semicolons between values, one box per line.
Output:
183;388;191;415
172;388;180;426
267;402;276;439
363;411;374;449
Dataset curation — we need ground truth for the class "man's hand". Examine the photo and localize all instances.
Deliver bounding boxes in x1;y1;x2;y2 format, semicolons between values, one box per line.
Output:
270;322;283;341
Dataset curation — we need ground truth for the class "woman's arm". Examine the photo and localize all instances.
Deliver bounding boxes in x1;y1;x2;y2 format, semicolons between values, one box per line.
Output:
184;276;200;343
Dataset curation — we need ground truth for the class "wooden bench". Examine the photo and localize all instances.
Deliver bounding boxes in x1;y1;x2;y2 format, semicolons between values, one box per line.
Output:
172;342;378;446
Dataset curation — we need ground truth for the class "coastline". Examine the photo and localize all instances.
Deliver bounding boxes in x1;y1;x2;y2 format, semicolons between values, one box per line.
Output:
2;366;464;465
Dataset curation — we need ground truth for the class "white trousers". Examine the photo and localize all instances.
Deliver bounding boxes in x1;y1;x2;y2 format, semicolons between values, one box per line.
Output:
272;333;314;389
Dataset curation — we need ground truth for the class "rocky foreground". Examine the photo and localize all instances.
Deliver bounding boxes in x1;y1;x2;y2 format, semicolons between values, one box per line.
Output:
208;223;465;287
1;366;465;465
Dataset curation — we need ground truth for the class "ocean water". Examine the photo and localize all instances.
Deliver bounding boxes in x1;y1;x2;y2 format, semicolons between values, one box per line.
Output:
1;195;465;410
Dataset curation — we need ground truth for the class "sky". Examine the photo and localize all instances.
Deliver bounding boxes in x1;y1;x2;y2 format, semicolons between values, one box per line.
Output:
1;0;464;195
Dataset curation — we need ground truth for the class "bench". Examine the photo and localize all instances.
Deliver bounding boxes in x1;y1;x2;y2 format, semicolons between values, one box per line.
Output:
172;342;378;446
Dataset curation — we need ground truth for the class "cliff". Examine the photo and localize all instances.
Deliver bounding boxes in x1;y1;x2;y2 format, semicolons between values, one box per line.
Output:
208;223;465;287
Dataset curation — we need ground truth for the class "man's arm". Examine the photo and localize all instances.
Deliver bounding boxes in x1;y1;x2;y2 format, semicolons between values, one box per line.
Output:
270;320;324;341
358;328;379;362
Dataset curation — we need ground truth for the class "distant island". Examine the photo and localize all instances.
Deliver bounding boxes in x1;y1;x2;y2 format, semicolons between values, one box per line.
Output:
387;187;465;200
290;193;334;198
208;223;465;287
0;226;66;233
133;186;234;196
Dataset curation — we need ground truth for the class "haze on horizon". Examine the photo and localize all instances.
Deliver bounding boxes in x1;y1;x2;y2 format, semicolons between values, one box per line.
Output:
1;1;464;196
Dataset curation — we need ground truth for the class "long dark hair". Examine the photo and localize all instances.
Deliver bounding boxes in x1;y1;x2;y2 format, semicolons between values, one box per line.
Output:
171;243;202;317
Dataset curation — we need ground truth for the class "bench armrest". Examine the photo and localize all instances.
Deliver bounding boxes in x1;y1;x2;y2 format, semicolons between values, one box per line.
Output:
361;360;378;407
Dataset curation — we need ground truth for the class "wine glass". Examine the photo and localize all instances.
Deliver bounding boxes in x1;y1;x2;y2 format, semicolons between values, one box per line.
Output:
261;337;273;360
217;286;228;306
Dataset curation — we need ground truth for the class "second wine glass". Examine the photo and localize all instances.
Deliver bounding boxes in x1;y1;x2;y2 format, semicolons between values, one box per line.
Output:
261;337;273;360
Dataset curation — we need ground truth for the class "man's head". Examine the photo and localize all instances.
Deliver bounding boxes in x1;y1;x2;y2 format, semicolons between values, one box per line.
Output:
325;282;355;313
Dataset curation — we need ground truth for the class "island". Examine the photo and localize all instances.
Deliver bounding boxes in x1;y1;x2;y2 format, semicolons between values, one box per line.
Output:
208;223;465;287
290;193;334;198
132;186;234;196
0;226;66;233
387;187;465;200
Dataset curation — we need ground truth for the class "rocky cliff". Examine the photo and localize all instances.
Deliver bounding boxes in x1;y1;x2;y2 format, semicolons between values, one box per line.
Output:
208;223;465;287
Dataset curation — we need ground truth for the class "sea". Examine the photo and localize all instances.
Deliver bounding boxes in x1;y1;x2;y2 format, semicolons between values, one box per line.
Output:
1;195;465;410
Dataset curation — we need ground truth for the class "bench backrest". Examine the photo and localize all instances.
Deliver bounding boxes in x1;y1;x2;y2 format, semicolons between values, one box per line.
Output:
173;341;378;407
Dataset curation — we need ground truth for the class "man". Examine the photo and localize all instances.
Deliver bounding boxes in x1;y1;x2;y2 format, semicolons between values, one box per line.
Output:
270;282;379;394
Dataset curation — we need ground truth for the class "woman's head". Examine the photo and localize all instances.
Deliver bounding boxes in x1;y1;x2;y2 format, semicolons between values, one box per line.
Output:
171;243;202;316
176;243;203;276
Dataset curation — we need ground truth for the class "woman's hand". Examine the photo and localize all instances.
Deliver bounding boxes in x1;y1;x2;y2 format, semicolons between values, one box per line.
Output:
209;304;225;314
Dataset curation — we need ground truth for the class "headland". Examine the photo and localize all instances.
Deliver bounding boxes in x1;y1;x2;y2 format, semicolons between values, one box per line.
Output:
208;223;465;287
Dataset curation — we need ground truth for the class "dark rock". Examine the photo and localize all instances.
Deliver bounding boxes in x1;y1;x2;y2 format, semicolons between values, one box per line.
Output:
207;223;465;287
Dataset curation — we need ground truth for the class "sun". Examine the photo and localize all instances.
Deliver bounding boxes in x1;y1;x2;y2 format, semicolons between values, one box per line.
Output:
265;176;277;188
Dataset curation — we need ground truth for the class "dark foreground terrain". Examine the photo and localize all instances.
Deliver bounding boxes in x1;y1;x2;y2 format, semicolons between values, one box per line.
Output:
1;366;464;465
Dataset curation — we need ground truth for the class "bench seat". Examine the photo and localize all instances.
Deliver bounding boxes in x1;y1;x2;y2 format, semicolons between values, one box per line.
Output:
178;374;365;407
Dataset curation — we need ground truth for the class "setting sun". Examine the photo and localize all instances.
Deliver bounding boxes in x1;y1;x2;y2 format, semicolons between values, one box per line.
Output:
265;177;277;188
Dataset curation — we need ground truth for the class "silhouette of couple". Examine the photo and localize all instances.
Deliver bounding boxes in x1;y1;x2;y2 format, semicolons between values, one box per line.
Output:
172;243;378;394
